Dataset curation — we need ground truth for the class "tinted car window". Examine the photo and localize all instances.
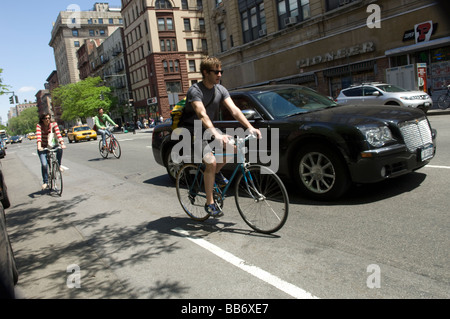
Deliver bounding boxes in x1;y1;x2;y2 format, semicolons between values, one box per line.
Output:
342;88;363;97
220;96;255;121
363;86;379;96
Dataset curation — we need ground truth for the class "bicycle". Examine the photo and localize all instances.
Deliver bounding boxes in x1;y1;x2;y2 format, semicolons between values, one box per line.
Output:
175;134;289;234
99;126;121;159
43;146;63;196
437;85;450;110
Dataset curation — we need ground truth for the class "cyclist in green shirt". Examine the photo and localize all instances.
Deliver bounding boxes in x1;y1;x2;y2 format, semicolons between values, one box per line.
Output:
94;107;118;149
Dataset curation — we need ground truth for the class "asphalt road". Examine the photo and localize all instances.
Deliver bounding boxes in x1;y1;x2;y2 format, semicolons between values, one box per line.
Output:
2;112;449;302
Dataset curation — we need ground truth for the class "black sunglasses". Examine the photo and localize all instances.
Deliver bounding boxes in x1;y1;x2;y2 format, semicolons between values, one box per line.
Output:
209;69;224;75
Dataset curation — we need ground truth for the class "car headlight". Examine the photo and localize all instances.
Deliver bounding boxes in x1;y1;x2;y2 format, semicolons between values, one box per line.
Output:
358;126;394;147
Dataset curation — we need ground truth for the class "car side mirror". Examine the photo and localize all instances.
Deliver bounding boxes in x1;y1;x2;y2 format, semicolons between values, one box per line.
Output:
242;109;262;120
372;91;381;96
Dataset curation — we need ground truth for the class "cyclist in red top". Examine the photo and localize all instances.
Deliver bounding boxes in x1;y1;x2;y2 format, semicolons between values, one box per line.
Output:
36;113;66;190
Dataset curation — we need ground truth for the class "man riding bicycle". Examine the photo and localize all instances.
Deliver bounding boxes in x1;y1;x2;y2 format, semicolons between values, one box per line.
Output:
178;56;261;217
94;107;118;149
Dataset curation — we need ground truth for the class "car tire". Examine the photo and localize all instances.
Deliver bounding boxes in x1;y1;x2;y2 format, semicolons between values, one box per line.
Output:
164;146;182;182
293;144;350;201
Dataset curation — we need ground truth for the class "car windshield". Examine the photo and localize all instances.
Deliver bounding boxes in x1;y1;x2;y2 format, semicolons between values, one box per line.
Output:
376;84;408;92
75;126;90;132
253;87;337;119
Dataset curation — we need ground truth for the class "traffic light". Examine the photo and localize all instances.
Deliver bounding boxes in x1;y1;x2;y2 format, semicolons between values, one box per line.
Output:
9;96;14;104
15;95;18;104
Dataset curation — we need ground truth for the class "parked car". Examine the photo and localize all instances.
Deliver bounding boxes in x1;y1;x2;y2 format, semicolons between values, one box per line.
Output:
335;83;432;113
9;136;22;144
67;125;98;143
0;162;18;298
152;84;437;200
0;140;5;159
27;133;37;140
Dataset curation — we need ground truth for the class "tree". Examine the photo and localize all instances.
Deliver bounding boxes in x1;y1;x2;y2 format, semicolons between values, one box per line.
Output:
7;107;39;135
51;76;115;121
0;68;11;95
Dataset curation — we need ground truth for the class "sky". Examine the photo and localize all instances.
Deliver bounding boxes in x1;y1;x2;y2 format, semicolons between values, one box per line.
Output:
0;0;122;125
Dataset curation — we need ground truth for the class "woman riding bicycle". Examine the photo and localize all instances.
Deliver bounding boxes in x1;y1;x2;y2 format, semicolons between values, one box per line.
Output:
178;56;261;217
94;107;118;149
36;113;66;190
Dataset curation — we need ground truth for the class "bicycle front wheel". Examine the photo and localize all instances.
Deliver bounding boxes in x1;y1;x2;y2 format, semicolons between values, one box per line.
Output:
111;136;121;159
99;139;109;158
235;165;289;234
437;95;450;110
51;161;63;196
176;164;210;221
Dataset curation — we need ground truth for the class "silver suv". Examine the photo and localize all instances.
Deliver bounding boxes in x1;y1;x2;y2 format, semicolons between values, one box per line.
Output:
336;83;432;113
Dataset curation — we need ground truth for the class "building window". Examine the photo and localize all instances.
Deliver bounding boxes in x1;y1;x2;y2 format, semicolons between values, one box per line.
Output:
100;30;106;36
158;17;174;31
189;60;196;72
98;18;103;24
166;81;181;93
277;0;310;29
74;41;80;47
186;39;194;51
109;18;114;24
89;30;95;36
181;0;188;10
88;18;93;24
325;0;356;11
160;38;177;52
72;29;79;37
155;0;173;9
218;23;227;52
184;18;191;31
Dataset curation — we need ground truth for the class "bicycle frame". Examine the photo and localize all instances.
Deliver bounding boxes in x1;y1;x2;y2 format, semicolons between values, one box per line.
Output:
190;135;261;202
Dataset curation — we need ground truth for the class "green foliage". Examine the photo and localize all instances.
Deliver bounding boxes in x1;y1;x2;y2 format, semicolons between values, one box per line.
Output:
51;76;113;121
7;107;39;135
0;68;11;95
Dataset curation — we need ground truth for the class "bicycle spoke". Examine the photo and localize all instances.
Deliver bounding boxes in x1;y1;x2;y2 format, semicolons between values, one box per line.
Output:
176;164;210;221
235;165;288;234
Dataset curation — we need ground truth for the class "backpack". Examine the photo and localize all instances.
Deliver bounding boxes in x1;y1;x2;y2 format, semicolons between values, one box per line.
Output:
170;85;216;130
170;97;187;130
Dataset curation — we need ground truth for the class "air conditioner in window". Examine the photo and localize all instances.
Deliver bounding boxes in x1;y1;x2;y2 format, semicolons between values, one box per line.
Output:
259;29;266;37
284;17;297;26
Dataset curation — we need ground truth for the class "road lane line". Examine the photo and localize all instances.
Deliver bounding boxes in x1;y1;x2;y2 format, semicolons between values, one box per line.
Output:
426;165;450;169
173;227;318;299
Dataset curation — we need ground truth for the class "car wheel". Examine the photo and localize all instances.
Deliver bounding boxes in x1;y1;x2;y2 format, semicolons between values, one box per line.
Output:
293;144;350;200
164;146;183;182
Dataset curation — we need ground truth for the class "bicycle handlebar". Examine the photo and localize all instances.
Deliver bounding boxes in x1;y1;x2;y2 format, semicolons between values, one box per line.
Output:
42;146;62;152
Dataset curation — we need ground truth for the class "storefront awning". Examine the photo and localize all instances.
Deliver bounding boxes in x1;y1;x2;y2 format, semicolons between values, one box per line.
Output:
385;36;450;56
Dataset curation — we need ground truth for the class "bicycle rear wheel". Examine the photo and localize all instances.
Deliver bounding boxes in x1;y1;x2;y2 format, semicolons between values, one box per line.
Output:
99;138;109;158
51;161;63;196
111;136;121;159
176;164;210;221
235;165;289;234
437;95;449;110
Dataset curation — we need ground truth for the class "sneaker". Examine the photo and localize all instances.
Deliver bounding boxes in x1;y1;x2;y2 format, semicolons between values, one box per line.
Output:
42;183;48;190
215;172;229;187
205;203;223;217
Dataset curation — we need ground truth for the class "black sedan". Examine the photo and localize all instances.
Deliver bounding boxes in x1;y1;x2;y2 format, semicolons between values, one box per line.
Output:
152;85;436;200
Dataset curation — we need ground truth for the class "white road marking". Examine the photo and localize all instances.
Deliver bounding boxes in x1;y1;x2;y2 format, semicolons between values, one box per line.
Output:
173;227;318;299
426;165;450;169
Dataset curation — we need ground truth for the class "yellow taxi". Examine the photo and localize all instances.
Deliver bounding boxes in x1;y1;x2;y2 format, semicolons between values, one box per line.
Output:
27;133;37;140
67;125;97;143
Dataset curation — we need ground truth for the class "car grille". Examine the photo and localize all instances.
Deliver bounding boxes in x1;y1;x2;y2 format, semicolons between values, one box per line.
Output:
399;118;433;152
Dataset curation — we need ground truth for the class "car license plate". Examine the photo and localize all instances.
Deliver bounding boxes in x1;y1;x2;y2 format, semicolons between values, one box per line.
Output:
420;144;434;161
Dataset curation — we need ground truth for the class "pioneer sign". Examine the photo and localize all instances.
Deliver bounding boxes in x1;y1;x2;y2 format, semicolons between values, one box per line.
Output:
296;41;375;68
